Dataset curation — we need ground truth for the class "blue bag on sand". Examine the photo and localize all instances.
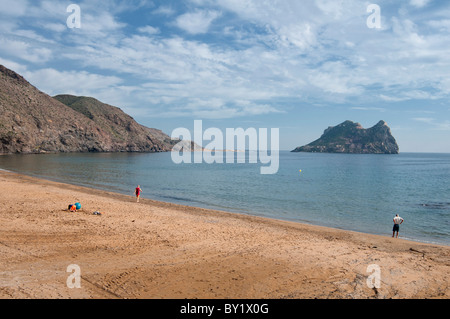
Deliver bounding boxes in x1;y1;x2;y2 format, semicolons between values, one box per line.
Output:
75;202;81;210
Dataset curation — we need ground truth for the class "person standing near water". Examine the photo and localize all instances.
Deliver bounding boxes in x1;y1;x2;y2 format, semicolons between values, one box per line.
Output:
135;185;143;203
392;214;404;238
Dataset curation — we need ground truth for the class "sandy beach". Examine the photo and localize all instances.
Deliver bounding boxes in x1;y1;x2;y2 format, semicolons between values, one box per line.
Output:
0;169;448;299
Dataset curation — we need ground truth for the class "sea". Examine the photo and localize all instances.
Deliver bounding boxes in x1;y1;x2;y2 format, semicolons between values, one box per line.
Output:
0;151;449;246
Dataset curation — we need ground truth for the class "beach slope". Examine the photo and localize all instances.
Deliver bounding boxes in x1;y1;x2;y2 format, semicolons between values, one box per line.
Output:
0;170;448;299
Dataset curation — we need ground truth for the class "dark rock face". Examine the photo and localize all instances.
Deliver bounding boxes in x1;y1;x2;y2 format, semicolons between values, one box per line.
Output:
292;120;399;154
53;95;176;153
0;65;176;154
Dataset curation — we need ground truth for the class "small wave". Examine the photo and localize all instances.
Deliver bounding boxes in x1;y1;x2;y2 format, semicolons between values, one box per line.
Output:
419;202;450;210
399;236;448;246
158;194;194;203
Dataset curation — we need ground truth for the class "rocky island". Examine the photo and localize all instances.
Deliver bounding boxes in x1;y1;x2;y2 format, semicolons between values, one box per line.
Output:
292;120;399;154
0;65;176;154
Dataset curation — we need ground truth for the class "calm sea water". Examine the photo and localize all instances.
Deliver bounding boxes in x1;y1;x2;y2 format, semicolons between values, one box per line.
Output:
0;151;449;245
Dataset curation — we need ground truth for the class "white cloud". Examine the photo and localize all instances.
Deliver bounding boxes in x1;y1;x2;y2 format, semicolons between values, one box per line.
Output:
379;95;408;102
410;0;432;8
412;117;450;130
0;37;53;63
175;10;221;34
351;107;386;112
2;0;450;123
307;61;363;95
152;5;176;16
427;19;450;31
138;25;160;35
149;98;283;119
277;23;317;50
0;0;28;16
23;68;123;96
42;23;67;33
49;0;450;116
12;29;56;43
391;17;426;47
80;11;126;36
0;57;27;74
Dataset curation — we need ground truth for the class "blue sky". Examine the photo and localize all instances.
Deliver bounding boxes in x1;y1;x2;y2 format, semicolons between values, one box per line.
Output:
0;0;449;152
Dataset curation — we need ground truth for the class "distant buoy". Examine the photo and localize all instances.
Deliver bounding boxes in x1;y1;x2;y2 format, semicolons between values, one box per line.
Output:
299;170;302;173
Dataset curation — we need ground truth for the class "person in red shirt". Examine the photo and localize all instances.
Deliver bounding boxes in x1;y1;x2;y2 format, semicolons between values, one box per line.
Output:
135;185;143;203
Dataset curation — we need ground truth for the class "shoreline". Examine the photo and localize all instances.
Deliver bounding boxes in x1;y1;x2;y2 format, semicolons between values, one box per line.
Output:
0;170;449;299
2;167;447;247
0;168;450;248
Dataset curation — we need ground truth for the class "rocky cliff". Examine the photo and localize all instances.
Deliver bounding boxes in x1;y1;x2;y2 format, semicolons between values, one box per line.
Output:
292;120;399;154
0;65;176;154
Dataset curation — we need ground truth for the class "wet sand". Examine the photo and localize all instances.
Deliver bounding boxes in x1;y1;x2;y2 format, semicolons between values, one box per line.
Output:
0;170;448;299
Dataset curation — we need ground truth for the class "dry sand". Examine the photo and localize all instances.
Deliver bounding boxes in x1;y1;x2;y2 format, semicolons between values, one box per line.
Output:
0;170;448;299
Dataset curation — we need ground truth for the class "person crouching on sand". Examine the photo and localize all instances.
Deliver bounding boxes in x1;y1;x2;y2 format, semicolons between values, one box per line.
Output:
135;185;143;203
392;214;404;238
